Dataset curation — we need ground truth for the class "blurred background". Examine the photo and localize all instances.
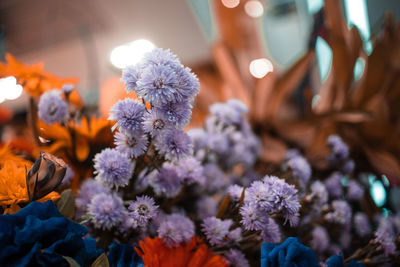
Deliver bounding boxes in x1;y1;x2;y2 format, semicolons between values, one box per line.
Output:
0;0;398;111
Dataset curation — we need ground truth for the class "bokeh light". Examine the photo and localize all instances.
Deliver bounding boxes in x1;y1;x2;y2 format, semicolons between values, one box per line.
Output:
244;1;264;18
221;0;240;9
110;39;155;69
0;76;23;102
249;58;273;78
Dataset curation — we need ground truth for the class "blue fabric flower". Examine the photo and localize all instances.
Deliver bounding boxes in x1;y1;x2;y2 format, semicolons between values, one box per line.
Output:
0;201;102;266
326;254;364;267
261;237;319;267
107;242;144;267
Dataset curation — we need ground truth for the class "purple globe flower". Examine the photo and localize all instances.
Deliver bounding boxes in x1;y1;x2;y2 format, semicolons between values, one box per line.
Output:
76;179;110;213
38;89;68;125
121;64;144;92
354;212;371;237
203;163;226;192
142;109;173;137
150;163;182;198
88;193;126;230
153;101;192;128
308;181;328;207
128;195;158;227
62;83;75;94
327;135;349;162
261;218;281;243
155;129;193;162
224;249;250;267
227;99;248;114
173;66;200;100
114;130;148;158
109;98;146;133
325;200;352;227
346;180;364;201
227;184;244;202
311;226;329;253
324;172;343;199
240;203;270;231
157;213;195;247
93;148;134;188
187;128;208;150
136;64;179;105
209;102;242;125
196;196;217;220
201;217;241;246
176;156;204;185
142;48;180;67
374;219;397;256
285;155;312;189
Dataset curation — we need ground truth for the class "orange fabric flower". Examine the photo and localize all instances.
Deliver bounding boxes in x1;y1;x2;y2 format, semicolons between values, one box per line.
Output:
0;53;77;97
136;237;228;267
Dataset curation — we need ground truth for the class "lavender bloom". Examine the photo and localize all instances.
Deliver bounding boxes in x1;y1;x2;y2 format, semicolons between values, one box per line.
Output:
224;249;250;267
374;219;397;256
150;163;181;198
325;200;352;227
128;195;158;227
240;203;270;231
76;179;110;212
177;157;204;185
209;102;241;125
196;196;217;220
207;133;229;154
227;99;248;114
187;128;208;150
88;193;126;230
201;217;241;246
311;226;329;253
109;98;146;133
157;213;195;247
142;48;179;67
38;90;68;125
342;159;355;174
324;172;343;199
62;83;75;94
227;184;244;202
354;212;371;237
121;64;144;92
153;101;192;128
261;218;281;243
346;180;364;201
203;163;226;192
93;148;134;188
136;64;179;105
327;135;349;162
285;149;301;161
308;181;328;207
172;65;200;100
142;109;173;137
155;129;192;162
285;155;312;189
114;130;148;158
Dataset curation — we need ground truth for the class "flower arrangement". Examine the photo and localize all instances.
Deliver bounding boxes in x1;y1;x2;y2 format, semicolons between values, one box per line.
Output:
0;48;399;267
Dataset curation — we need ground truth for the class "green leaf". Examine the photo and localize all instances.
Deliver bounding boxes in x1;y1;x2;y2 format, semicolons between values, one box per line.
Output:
63;256;81;267
91;253;109;267
57;189;75;219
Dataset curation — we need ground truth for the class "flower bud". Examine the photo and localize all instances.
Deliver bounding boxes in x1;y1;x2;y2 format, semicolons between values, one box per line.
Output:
26;152;67;201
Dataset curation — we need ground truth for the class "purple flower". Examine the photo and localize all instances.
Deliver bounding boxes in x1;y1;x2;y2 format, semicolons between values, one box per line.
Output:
196;196;217;220
142;109;173;137
227;184;244;202
224;249;250;267
261;218;281;243
136;64;179;105
76;179;110;212
227;99;248;114
93;148;134;188
109;98;146;133
128;195;158;227
324;172;343;199
207;133;229;154
201;217;241;246
325;200;352;227
308;181;328;207
374;219;397;256
142;48;180;67
157;213;195;247
346;180;364;201
121;64;144;92
88;193;126;230
327;135;349;162
188;128;208;150
62;83;75;94
150;163;182;198
173;66;200;100
311;226;329;253
61;165;75;186
285;155;312;189
177;156;204;185
285;149;301;161
354;212;371;237
203;163;226;192
153;101;192;128
342;159;355;174
240;203;270;231
38;90;68;125
155;129;192;162
209;102;242;125
114;130;148;158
